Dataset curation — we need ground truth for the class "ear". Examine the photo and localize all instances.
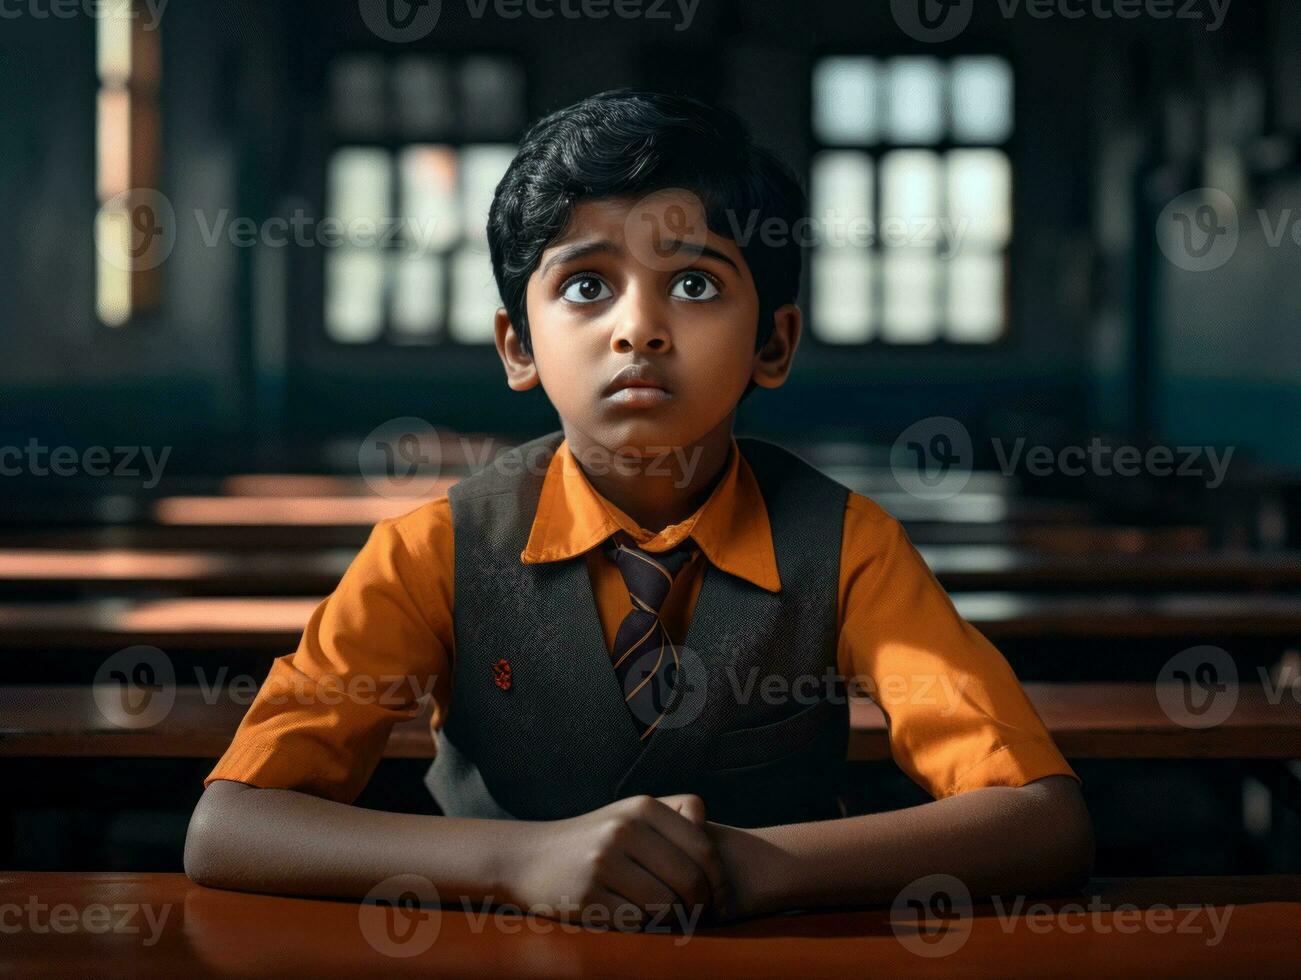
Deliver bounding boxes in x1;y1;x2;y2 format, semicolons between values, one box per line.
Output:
494;308;540;392
750;304;802;390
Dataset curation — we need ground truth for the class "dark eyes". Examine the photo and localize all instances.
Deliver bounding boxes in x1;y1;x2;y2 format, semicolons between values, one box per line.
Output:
669;272;720;301
559;271;721;305
560;276;612;303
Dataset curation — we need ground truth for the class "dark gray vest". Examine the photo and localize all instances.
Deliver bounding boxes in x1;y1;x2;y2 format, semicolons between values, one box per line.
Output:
424;430;850;828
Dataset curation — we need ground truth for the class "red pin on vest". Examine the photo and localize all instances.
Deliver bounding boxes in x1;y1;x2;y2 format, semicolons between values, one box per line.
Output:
491;658;512;691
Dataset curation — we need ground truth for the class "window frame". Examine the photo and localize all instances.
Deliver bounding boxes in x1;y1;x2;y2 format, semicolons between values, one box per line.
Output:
803;50;1019;351
310;50;526;352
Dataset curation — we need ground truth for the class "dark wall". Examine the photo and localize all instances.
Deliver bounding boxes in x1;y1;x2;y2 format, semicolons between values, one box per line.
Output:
1;0;1297;473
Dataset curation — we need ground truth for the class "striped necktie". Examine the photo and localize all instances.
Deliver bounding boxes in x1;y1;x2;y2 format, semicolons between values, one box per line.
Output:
603;531;699;739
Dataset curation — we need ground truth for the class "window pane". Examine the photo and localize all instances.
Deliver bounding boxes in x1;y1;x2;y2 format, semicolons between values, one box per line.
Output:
810;151;873;248
947;252;1005;342
330;55;387;138
391;253;445;341
449;246;499;342
952;56;1014;144
947;149;1012;248
812;250;874;343
459;145;516;243
97;88;130;202
95;205;131;327
325;250;385;343
881;150;941;245
399;145;460;251
883;250;940;342
328;147;392;234
461;58;525;139
96;4;132;83
885;57;945;144
393;57;454;137
812;57;878;144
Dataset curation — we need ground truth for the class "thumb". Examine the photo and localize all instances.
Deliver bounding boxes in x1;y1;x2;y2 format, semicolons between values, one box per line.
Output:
656;793;707;826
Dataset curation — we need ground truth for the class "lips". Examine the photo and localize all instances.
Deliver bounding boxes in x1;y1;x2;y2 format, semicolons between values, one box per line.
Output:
603;363;671;398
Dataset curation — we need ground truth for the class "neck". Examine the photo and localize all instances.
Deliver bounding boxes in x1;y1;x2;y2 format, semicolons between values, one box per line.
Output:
562;415;736;532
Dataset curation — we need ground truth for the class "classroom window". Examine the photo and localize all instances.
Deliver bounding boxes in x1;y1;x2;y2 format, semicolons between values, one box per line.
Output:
95;0;163;328
810;55;1014;345
323;55;523;345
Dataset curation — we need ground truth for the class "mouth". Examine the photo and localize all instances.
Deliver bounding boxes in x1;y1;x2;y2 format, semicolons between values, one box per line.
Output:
603;365;673;407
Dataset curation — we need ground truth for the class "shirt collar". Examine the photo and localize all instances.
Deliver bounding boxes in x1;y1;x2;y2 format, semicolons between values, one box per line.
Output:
520;435;781;593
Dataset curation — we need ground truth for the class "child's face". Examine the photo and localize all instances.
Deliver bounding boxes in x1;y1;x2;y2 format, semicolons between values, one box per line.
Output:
494;190;799;453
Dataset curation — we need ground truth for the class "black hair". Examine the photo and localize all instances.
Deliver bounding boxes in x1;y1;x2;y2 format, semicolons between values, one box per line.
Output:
487;89;806;368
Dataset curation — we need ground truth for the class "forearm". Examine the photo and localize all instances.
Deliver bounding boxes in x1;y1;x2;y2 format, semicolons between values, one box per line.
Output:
715;776;1094;916
185;780;515;904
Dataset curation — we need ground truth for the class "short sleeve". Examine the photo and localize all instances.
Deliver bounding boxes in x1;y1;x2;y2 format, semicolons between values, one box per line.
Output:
204;498;455;803
837;493;1080;799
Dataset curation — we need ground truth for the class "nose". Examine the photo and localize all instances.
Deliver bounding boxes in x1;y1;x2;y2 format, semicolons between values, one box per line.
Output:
609;284;672;354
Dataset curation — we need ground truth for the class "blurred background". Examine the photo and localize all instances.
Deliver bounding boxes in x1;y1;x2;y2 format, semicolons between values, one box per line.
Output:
1;0;1299;879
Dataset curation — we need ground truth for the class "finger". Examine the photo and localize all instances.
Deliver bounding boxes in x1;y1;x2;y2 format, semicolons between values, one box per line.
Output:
600;853;680;920
657;793;707;827
623;821;714;913
638;799;731;915
590;887;646;932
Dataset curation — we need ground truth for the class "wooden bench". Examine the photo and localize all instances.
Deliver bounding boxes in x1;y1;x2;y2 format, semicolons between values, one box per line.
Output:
3;592;1301;650
2;682;1297;760
0;514;1214;552
919;545;1301;592
0;548;353;596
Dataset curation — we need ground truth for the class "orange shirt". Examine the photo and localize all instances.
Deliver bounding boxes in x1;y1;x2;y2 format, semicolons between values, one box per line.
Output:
207;435;1078;805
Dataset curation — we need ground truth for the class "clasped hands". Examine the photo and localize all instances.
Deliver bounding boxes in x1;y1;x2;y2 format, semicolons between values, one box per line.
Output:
506;793;760;932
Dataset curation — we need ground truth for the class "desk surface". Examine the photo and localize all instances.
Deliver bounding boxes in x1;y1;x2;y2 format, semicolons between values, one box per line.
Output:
1;873;1298;978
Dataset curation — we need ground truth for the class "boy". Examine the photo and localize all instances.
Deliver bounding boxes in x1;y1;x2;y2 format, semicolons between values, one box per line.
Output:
186;90;1092;927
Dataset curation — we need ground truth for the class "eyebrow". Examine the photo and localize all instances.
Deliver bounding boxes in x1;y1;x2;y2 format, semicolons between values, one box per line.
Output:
538;238;741;276
664;241;741;273
539;240;622;277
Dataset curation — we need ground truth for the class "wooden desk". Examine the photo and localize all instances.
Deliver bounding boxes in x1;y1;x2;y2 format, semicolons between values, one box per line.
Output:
1;872;1297;977
3;683;1299;760
3;592;1301;651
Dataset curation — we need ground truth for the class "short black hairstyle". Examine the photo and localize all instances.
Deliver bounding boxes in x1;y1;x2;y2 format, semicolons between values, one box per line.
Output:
487;89;807;363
